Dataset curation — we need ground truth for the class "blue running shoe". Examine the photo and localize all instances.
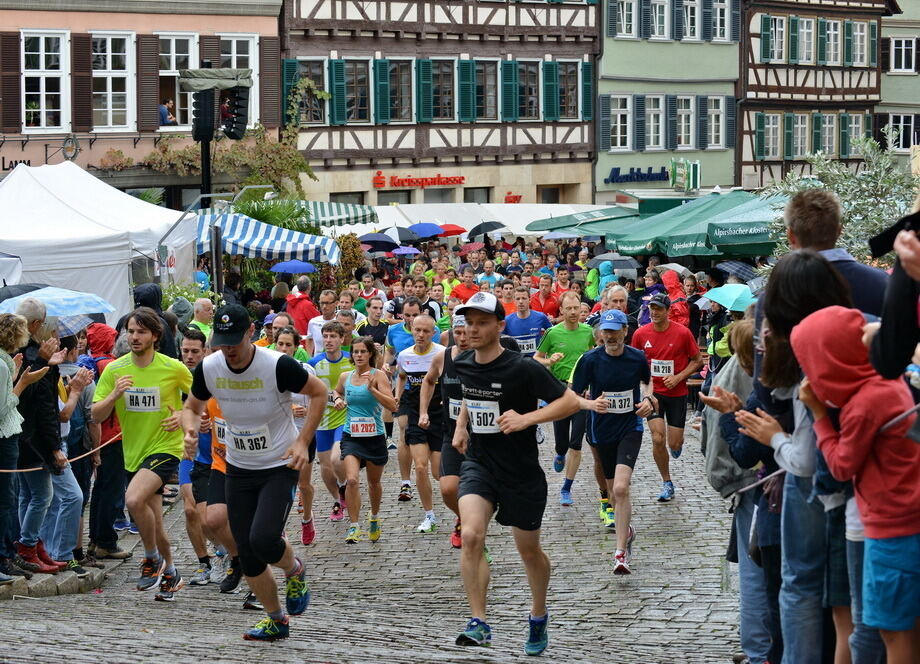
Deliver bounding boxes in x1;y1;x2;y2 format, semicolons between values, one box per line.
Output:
243;616;289;641
456;618;492;647
669;445;682;459
284;558;310;616
657;481;675;502
559;489;573;506
127;522;139;535
552;455;565;473
113;519;131;532
524;615;549;656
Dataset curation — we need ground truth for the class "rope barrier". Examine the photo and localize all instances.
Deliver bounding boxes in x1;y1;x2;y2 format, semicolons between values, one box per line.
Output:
0;433;122;473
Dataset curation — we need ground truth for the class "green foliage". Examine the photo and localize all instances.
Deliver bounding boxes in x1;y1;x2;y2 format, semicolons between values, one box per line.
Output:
332;234;365;290
130;187;165;206
161;282;218;310
762;127;920;266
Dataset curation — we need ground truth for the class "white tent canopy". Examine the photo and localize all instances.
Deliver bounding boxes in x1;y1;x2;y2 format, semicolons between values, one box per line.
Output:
0;252;23;286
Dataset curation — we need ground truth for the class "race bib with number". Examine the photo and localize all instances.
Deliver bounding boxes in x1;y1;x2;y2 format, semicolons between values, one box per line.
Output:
467;400;501;434
227;424;273;456
213;417;227;445
124;387;161;413
517;337;537;354
603;390;633;414
448;398;462;420
651;359;674;377
349;416;377;437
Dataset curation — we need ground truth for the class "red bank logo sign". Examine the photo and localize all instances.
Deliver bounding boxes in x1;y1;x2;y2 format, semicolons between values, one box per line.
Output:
372;170;466;189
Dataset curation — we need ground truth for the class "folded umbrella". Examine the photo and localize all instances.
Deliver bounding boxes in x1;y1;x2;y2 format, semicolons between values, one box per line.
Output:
716;260;759;283
703;284;757;312
0;286;115;315
270;259;316;273
408;223;444;238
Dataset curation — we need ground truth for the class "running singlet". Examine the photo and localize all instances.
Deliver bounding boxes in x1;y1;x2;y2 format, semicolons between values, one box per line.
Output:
93;352;192;472
571;346;650;444
536;322;596;382
504;311;552;356
344;369;384;437
632;322;699;397
454;349;567;478
291;362;317;431
439;348;463;438
307;351;353;430
206;398;227;474
397;343;445;413
192;347;309;470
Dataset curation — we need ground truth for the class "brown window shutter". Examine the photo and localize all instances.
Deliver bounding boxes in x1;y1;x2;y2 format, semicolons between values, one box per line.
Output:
1;32;21;133
880;37;890;72
71;33;93;132
259;36;281;128
199;35;222;121
136;34;160;132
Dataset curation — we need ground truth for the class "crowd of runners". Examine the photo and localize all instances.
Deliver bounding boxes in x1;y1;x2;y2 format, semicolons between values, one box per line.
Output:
0;188;918;661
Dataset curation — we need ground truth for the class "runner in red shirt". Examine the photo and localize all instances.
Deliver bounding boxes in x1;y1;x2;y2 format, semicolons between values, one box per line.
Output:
631;293;702;503
530;275;560;321
552;267;572;297
450;267;480;304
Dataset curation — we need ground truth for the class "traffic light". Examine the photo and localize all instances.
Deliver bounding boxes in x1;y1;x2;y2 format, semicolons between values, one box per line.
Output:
222;86;250;140
191;89;215;142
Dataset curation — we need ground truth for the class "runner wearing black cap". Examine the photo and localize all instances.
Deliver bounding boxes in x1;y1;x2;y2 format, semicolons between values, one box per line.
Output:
180;305;327;642
450;292;580;655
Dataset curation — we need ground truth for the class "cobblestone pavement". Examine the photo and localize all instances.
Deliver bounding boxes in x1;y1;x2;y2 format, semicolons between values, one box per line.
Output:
0;426;740;663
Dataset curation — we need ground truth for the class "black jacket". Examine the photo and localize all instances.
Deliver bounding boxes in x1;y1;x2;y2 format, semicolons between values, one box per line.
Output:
870;260;919;379
16;339;61;469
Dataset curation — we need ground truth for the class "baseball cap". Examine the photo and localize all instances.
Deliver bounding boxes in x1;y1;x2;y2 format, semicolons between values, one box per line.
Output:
647;293;671;309
598;309;629;331
263;312;277;326
211;304;252;346
455;292;505;320
452;314;467;328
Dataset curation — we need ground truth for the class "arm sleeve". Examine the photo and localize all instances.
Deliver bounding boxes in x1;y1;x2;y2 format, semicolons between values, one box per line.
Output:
721;392;772;469
500;336;521;353
536;328;553;354
276;354;309;393
770;396;816;476
870;260;920;379
525;358;567;403
190;363;212;401
814;407;883;483
176;360;193;394
0;362;16;421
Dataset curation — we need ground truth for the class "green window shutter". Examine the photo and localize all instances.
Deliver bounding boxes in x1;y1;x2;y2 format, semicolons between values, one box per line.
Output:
672;0;684;41
869;21;878;67
581;61;594;121
501;60;519;122
416;59;433;123
702;0;713;41
812;112;823;152
788;17;799;64
844;20;853;66
281;59;299;124
458;60;476;123
817;19;827;65
839;113;850;158
696;96;708;149
865;112;872;139
755;112;765;160
725;96;736;148
783;112;794;159
760;14;771;62
665;95;677;150
328;59;347;125
373;59;390;124
542;61;560;122
598;95;611;151
633;95;646;151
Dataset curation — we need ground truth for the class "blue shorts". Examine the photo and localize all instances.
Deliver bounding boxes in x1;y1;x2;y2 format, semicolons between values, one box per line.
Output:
863;532;920;631
315;426;344;453
178;458;194;486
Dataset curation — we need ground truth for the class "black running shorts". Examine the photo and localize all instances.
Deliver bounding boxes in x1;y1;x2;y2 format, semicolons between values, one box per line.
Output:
458;459;547;531
207;468;226;505
440;437;465;477
340;433;388;467
406;411;442;453
646;393;689;429
592;430;643;478
190;461;211;504
128;453;179;494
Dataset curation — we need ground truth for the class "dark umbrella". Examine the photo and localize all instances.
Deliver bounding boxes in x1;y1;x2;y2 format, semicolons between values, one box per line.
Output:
359;232;399;252
383;226;420;244
716;260;759;283
466;221;506;238
0;283;48;303
587;253;641;270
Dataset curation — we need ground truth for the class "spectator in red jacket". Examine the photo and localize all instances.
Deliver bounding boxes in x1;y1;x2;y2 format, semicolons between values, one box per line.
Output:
285;275;320;335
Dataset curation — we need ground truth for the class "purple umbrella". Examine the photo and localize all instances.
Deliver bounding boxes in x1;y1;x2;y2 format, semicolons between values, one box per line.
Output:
393;246;421;255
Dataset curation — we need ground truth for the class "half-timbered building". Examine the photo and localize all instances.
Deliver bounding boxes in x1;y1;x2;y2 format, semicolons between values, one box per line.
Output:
738;0;901;189
282;0;600;205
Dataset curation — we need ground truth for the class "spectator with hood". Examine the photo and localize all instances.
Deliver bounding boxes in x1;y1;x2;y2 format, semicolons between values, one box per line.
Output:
115;283;177;359
285;275;320;336
596;261;616;300
661;269;690;328
637;270;667;325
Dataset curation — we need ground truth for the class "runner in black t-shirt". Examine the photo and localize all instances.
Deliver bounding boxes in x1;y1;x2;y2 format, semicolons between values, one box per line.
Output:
355;296;389;352
450;293;579;655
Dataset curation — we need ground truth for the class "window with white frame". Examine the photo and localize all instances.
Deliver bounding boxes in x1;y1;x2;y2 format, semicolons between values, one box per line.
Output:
821;114;836;154
770;17;785;62
610;95;630;149
219;36;257;126
889;114;915;150
344;59;370;123
518;61;539;120
849;114;863;156
389;60;412;122
683;0;699;40
91;34;131;129
617;0;637;37
764;113;780;158
826;20;841;65
712;0;729;41
475;60;498;120
853;22;867;66
891;38;916;72
792;114;809;157
650;0;668;39
646;95;664;149
558;61;579;119
799;18;814;64
707;96;723;147
23;32;68;130
677;96;693;147
158;35;196;126
297;60;325;125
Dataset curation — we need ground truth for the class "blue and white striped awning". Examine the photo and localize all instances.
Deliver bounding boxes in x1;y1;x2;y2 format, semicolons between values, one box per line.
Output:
197;213;341;265
297;201;378;228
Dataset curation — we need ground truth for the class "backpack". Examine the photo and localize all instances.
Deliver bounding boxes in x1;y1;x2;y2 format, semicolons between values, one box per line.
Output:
76;353;115;382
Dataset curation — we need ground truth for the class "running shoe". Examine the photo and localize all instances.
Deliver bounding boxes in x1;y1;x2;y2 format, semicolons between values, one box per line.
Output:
220;562;243;594
189;565;211;585
602;507;616;530
450;519;462;549
670;444;683;459
113;519;131;532
344;525;364;543
626;524;636;556
524;615;549;656
387;439;397;450
137;557;165;591
613;551;631;575
154;568;184;601
93;545;131;560
416;516;438;534
62;559;89;578
559;489;573;506
535;425;545;444
78;553;105;569
163;485;179;498
301;518;316;545
483;545;493;565
284;559;310;616
456;618;492;647
127;523;139;535
552;454;565;473
329;502;344;522
657;481;675;502
210;552;227;584
243;616;289;641
368;517;381;542
398;483;413;502
242;591;263;611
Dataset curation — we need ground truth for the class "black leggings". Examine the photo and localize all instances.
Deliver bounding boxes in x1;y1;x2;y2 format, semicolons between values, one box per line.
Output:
553;411;586;456
225;463;298;578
